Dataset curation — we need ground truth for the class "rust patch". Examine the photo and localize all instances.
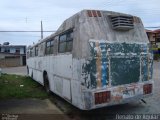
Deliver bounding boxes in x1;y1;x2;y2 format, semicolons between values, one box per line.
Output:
112;94;123;102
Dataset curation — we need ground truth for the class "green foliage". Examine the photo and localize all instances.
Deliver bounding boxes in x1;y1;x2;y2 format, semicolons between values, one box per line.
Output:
154;54;160;60
0;74;48;99
151;47;158;51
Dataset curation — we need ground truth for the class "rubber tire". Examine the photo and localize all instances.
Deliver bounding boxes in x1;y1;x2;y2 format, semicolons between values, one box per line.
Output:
44;73;50;93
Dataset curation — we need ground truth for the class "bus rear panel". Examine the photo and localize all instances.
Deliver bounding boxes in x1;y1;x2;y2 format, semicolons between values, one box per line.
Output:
80;10;153;109
82;40;153;109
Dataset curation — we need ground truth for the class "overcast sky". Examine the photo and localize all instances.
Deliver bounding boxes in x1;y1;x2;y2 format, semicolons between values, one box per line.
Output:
0;0;160;46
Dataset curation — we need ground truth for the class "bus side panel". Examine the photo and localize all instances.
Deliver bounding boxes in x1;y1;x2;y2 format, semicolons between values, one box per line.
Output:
28;67;32;77
62;79;71;101
32;69;37;81
71;80;84;109
51;73;72;101
53;54;72;79
36;57;44;84
72;59;82;81
54;76;63;96
49;54;72;101
71;59;89;109
42;56;49;74
49;75;55;92
27;57;44;85
27;58;34;77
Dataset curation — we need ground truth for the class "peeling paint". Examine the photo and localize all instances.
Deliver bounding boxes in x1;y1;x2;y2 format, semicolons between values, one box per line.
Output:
82;40;153;89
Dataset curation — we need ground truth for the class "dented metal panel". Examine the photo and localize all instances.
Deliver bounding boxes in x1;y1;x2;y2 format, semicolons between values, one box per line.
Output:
81;40;153;89
110;57;140;86
62;79;71;101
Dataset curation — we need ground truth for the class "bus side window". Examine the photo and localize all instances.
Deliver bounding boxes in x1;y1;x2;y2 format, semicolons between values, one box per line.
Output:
39;43;45;56
58;30;73;53
53;36;59;54
30;48;33;57
27;51;30;58
66;32;73;52
35;46;38;56
45;40;54;55
59;34;67;53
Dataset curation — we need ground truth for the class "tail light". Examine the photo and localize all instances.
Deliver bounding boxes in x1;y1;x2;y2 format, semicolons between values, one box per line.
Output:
87;10;92;17
95;91;111;105
87;10;102;17
143;84;152;94
92;10;97;17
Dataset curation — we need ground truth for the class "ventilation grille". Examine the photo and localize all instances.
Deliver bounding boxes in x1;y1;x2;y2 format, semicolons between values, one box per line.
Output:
110;16;134;30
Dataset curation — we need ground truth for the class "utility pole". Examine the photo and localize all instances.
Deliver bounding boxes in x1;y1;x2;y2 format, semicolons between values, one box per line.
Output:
41;21;43;39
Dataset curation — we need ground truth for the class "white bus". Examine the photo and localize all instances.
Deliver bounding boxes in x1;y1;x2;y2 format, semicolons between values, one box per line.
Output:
27;10;153;110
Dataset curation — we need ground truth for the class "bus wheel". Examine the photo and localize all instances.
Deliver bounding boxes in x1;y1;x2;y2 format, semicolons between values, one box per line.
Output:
44;73;50;93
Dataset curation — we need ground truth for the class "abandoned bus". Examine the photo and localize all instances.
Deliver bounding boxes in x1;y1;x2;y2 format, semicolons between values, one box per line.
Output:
27;10;153;110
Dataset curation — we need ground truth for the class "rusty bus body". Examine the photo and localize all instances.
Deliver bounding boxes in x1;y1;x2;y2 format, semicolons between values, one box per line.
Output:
27;10;153;110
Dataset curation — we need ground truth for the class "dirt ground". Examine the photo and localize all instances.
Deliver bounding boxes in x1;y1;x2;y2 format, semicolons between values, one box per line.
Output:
0;99;69;120
0;99;62;114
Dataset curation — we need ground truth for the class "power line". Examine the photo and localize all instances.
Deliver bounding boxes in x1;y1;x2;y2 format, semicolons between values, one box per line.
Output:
145;27;160;28
0;26;160;33
0;31;56;32
0;28;160;32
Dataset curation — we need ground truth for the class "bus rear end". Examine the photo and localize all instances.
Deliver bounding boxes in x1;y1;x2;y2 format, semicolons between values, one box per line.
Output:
81;10;153;110
85;40;153;109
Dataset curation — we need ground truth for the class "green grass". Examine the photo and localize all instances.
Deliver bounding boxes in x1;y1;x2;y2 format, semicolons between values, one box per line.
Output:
0;74;48;99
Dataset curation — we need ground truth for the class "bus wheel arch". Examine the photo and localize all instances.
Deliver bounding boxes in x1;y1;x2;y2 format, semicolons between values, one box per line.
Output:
27;66;29;75
43;71;50;93
31;71;33;78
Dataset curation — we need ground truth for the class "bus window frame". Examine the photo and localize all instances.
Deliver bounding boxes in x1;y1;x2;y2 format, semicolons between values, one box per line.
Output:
45;39;54;55
58;29;73;53
29;48;33;57
35;46;39;56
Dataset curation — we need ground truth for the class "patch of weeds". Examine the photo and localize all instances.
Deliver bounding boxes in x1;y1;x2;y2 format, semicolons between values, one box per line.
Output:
0;74;48;99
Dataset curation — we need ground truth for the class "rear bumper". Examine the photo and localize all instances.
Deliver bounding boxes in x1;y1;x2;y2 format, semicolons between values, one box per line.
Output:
82;80;154;110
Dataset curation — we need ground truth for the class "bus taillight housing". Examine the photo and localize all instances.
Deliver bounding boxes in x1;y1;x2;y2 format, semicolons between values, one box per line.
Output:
95;91;111;105
143;84;152;95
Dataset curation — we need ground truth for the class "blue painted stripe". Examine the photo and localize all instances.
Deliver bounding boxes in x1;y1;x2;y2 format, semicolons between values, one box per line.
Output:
100;43;107;87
